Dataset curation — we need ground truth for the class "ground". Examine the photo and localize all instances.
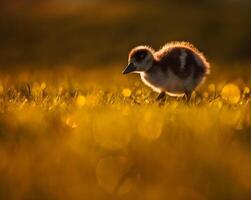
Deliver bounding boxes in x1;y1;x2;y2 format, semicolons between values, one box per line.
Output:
0;65;251;200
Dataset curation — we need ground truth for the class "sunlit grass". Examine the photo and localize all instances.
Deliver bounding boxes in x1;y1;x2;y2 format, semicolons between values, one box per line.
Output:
0;67;251;199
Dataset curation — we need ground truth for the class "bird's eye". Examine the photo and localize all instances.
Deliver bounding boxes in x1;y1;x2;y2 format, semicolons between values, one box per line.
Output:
140;53;145;58
135;52;146;62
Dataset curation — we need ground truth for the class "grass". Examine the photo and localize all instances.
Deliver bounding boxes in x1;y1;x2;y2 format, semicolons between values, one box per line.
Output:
0;66;251;199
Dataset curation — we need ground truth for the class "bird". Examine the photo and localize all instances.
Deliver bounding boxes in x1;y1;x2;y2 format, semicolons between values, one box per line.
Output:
122;41;210;100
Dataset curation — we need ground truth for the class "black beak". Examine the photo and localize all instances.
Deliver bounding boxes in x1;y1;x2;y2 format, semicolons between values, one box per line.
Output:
122;63;136;74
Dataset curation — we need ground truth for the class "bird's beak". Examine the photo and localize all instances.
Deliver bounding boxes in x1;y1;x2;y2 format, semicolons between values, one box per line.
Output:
122;63;136;74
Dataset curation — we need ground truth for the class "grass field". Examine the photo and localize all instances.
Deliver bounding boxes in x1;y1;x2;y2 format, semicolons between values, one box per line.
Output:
0;65;251;200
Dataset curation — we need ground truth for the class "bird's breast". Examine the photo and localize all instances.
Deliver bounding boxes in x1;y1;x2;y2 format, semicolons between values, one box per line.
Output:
141;69;192;94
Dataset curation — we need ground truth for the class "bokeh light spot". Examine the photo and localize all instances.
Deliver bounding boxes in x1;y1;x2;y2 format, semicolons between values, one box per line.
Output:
40;82;47;90
221;83;240;104
244;87;250;94
122;88;132;97
66;117;78;129
76;95;86;107
137;109;164;140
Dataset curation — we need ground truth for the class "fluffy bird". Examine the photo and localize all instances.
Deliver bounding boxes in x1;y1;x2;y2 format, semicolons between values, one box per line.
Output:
122;41;210;100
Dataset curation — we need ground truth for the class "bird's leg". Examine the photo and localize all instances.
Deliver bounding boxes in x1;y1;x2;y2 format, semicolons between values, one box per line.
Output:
156;92;166;101
185;90;192;102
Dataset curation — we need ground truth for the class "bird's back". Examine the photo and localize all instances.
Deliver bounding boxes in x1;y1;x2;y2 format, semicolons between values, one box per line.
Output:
154;42;210;80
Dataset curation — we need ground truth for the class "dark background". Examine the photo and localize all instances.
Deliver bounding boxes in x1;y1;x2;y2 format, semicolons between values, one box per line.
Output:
0;0;251;69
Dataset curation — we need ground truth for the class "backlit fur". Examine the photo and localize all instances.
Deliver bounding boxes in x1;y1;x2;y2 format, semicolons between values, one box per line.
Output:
127;41;210;96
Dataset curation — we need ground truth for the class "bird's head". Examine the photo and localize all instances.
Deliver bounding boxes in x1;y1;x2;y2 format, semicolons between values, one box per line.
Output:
123;46;155;74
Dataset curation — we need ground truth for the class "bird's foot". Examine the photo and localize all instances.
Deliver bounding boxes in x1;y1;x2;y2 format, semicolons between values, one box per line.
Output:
156;92;166;101
184;90;192;103
156;92;166;106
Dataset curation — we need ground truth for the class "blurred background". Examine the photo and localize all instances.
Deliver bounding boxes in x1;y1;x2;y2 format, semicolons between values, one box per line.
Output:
0;0;251;70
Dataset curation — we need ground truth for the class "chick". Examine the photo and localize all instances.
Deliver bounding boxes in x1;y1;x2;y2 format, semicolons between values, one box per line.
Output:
122;41;210;100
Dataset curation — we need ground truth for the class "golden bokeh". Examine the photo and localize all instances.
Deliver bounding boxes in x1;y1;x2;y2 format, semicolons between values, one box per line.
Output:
0;69;250;200
122;88;132;97
76;95;86;107
221;83;241;104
